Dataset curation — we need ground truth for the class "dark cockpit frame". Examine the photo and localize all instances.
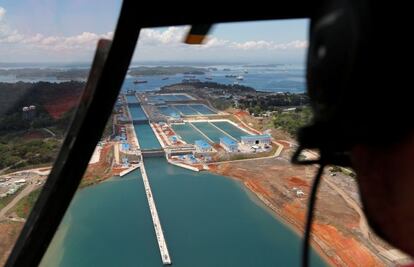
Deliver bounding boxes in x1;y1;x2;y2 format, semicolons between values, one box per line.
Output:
5;2;314;266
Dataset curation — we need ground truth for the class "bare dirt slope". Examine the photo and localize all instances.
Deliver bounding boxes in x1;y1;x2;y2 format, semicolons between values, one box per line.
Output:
209;147;395;266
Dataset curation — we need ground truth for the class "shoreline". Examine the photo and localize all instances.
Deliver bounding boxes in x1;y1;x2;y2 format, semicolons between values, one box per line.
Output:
217;171;336;266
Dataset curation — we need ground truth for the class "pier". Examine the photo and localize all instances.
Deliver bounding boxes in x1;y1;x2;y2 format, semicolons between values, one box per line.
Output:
140;160;172;265
119;164;139;177
123;100;171;264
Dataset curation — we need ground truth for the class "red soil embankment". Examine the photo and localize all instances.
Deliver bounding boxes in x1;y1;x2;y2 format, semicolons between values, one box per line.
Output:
22;129;48;140
235;110;249;117
210;160;386;266
43;94;80;119
288;176;309;188
283;202;380;266
314;223;381;267
82;143;115;185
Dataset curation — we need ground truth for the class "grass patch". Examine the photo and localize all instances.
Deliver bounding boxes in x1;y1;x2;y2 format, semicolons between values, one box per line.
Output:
12;188;42;219
0;137;61;170
0;186;25;210
273;107;313;136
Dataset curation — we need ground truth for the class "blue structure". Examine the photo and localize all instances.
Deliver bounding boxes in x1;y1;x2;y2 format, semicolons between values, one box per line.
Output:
121;157;129;167
240;134;272;146
170;136;178;144
170;112;181;119
117;115;129;123
220;137;238;152
186;154;198;164
121;143;130;151
195;140;213;153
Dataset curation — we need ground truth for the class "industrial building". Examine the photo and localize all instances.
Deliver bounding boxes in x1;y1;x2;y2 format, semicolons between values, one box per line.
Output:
194;140;213;153
169;136;178;144
22;105;36;120
220;137;238;152
240;134;272;146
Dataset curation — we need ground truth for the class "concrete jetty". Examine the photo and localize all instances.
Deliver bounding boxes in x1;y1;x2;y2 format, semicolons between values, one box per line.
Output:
140;160;172;265
119;165;139;177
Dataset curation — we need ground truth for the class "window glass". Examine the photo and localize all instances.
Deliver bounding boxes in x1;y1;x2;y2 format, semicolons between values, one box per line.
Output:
0;1;120;265
2;10;404;266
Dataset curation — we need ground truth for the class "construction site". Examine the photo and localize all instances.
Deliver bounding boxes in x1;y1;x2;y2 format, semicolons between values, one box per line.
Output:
105;90;412;266
111;91;280;172
2;89;411;266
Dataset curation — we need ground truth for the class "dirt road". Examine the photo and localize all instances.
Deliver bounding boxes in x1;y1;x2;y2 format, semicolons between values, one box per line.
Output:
0;183;37;221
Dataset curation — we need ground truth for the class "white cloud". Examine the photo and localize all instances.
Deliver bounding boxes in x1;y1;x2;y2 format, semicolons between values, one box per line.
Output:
1;6;112;52
230;40;308;50
137;27;307;51
0;6;307;62
0;7;6;21
0;6;24;44
138;27;189;46
27;31;113;51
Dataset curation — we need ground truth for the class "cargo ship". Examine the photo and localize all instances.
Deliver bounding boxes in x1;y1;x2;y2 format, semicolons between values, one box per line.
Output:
133;80;148;84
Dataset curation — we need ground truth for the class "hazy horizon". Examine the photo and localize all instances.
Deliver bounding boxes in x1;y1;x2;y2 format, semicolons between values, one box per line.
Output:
0;60;306;67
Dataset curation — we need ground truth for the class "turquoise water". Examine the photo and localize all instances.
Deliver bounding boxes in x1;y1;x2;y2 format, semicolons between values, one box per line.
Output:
188;104;216;114
148;94;191;102
172;122;251;144
171;123;207;144
212;121;252;140
174;95;192;101
172;105;198;115
133;123;161;150
119;65;306;93
40;171;161;267
191;122;229;143
0;63;306;93
158;106;179;117
40;113;327;267
129;105;147;121
41;158;326;267
159;104;215;117
126;95;139;104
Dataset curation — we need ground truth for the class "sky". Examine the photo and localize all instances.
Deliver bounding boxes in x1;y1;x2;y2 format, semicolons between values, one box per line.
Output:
0;0;309;64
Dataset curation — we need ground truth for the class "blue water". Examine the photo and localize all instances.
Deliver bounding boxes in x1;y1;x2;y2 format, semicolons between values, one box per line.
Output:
171;105;198;116
158;106;180;117
40;157;326;267
174;94;193;101
0;64;305;93
40;171;161;267
148;94;191;102
171;123;207;144
212;121;252;140
133;123;161;150
40;109;327;267
158;104;215;117
126;95;139;104
188;104;216;115
120;65;305;93
129;105;147;121
191;122;229;143
0;65;305;94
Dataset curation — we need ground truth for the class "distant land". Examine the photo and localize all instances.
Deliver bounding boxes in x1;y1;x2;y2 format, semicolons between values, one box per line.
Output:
128;66;206;76
0;66;210;81
0;68;89;81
